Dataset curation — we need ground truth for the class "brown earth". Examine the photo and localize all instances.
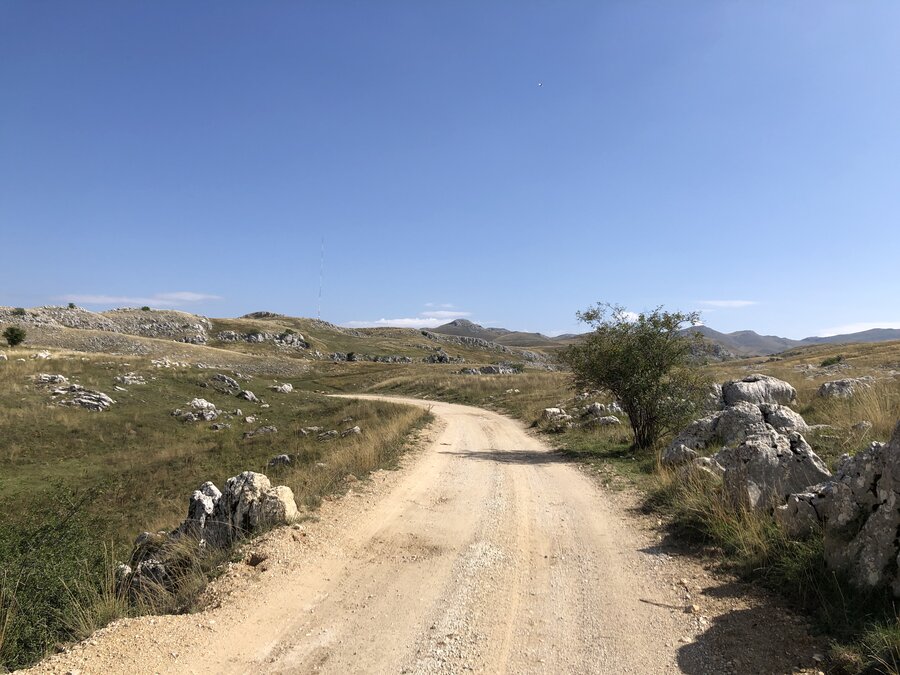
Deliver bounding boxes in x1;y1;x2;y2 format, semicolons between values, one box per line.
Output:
25;396;825;674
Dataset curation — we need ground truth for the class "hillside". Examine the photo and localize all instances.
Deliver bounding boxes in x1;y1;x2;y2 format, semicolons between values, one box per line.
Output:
0;306;555;369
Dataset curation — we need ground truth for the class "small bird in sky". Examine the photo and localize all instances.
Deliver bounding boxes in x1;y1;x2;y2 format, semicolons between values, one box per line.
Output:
538;82;543;87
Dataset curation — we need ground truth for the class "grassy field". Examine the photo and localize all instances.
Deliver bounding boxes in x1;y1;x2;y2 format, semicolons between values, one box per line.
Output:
0;349;429;669
3;330;900;672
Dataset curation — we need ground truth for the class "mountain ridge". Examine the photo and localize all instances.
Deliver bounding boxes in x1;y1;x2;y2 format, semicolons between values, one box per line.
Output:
432;319;900;355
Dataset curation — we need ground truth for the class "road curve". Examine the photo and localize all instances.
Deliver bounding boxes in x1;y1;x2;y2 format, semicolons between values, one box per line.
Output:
28;395;688;674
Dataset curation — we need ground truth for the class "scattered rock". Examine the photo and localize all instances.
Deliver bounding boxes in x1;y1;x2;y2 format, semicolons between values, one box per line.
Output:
237;390;259;403
270;383;293;393
817;377;875;399
115;372;146;385
190;398;217;412
212;373;240;390
317;430;339;441
52;385;115;411
0;352;7;361
341;425;362;437
852;420;874;433
267;454;292;468
35;373;69;385
31;350;52;360
244;425;278;439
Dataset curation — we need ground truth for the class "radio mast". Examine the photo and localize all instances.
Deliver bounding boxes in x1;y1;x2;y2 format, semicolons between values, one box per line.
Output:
317;237;325;321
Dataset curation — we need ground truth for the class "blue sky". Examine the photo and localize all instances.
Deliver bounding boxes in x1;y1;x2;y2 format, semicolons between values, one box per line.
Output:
2;2;898;339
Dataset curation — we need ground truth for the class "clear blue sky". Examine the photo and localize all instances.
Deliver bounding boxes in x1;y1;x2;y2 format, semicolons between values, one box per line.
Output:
2;2;898;339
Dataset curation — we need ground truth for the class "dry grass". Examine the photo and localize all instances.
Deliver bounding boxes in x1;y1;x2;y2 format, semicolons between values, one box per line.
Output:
0;350;430;669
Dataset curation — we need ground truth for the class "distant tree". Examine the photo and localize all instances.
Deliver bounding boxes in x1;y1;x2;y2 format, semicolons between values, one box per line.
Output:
12;307;26;316
141;306;151;311
3;326;26;347
560;303;710;451
67;302;76;309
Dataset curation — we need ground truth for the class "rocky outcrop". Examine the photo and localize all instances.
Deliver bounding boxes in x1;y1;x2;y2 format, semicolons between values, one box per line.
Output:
173;398;219;422
460;364;517;375
35;373;69;385
237;390;259;403
715;430;831;509
213;373;240;390
270;383;293;393
121;472;299;594
722;374;797;406
586;401;624;416
215;330;309;349
776;423;900;596
817;377;875;399
243;425;277;439
115;372;146;385
423;349;462;364
52;384;115;411
663;378;830;510
340;425;362;437
267;454;292;469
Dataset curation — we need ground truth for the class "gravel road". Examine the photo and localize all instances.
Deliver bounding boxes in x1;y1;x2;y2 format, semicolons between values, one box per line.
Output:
26;396;823;674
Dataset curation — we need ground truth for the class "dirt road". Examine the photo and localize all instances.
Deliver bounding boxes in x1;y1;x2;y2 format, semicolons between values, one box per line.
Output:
29;396;822;674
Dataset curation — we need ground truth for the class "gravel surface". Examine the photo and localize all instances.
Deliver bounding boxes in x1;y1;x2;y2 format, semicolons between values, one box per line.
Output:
24;396;825;674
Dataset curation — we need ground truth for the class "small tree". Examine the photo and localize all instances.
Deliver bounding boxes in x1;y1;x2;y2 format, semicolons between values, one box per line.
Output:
67;302;76;309
3;326;26;347
141;306;151;311
561;303;709;451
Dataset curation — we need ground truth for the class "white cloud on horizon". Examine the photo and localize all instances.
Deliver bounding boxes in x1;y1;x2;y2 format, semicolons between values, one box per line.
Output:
697;300;759;309
421;310;470;320
61;291;222;308
424;302;455;309
819;321;900;337
346;307;471;329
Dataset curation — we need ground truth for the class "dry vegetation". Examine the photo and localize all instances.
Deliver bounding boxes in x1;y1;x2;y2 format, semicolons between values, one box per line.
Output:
3;325;900;672
0;349;429;669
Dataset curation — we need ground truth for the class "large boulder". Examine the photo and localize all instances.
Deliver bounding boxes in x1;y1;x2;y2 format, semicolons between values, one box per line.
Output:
715;430;831;509
759;403;809;433
817;377;875;399
776;423;900;596
178;471;298;546
722;374;796;406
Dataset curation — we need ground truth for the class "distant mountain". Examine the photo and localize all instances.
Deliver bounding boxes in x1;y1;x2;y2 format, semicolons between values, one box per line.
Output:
435;319;900;356
681;326;801;356
802;328;900;346
432;319;558;348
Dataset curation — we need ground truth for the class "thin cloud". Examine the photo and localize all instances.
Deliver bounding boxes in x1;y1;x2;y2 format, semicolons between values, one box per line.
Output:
697;300;758;309
347;307;471;329
819;321;900;337
424;302;455;309
61;291;221;308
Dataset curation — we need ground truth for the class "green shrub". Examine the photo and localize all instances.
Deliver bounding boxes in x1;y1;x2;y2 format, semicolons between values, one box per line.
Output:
140;306;151;312
0;488;114;670
11;308;25;317
821;354;844;368
67;302;76;310
2;327;25;348
561;303;710;450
